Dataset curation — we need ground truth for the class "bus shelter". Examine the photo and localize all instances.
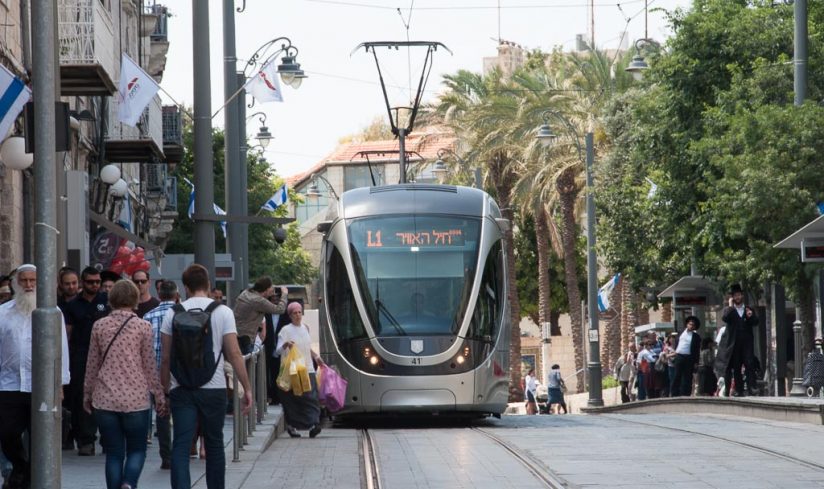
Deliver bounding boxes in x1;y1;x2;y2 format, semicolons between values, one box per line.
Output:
657;275;723;339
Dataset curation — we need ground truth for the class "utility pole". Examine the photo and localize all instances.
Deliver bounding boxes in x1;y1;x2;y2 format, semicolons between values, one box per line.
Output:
223;0;243;304
193;0;216;278
585;132;603;407
794;0;807;106
31;0;62;486
237;72;249;291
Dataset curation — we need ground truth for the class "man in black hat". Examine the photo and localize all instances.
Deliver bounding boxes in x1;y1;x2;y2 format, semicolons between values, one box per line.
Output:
671;316;701;397
714;284;759;396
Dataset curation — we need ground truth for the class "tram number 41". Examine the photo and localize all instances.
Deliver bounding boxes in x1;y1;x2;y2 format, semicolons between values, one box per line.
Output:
411;357;422;365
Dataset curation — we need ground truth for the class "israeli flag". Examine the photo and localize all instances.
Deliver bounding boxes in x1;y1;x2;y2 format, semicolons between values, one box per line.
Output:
0;64;31;139
261;184;288;212
597;273;621;313
185;178;227;238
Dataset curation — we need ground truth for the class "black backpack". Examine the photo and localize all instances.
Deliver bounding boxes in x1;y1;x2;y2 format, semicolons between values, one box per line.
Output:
170;301;222;389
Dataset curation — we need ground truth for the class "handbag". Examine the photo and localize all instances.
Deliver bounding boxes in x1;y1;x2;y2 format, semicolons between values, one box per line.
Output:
318;364;348;412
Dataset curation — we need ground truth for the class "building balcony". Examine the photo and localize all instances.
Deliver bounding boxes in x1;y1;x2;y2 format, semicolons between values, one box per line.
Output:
162;105;183;164
58;0;117;96
105;95;164;162
146;3;170;80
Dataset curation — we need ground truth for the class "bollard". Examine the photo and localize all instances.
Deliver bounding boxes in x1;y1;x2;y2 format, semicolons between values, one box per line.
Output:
790;320;807;397
247;353;256;435
232;369;241;461
257;349;267;422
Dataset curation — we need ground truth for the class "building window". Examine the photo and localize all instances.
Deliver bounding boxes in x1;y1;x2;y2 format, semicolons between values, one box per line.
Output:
344;164;384;191
294;173;331;225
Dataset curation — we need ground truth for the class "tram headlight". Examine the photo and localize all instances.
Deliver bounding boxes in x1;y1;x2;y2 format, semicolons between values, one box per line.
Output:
363;347;371;358
369;355;380;366
463;346;471;357
456;355;465;365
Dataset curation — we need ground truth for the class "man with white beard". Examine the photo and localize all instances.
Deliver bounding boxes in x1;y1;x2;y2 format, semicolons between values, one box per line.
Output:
0;264;71;489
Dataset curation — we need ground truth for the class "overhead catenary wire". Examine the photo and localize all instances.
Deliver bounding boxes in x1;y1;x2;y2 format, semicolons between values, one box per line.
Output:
305;0;649;10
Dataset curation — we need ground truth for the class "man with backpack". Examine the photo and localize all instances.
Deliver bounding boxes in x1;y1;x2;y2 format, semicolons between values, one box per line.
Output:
159;264;252;489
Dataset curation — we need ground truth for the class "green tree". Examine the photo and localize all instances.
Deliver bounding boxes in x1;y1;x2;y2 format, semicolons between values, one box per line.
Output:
166;122;317;286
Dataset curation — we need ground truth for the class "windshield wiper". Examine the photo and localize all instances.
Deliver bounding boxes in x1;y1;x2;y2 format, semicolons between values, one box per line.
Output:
375;299;406;336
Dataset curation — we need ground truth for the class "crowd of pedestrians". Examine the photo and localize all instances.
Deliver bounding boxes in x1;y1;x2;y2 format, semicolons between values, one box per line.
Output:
0;261;324;489
613;284;761;403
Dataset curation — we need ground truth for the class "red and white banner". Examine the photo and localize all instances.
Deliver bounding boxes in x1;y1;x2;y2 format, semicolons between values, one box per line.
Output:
245;58;284;103
117;53;160;126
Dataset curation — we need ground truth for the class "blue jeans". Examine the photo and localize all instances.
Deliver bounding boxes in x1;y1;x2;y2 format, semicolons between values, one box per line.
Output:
169;388;226;489
94;409;150;489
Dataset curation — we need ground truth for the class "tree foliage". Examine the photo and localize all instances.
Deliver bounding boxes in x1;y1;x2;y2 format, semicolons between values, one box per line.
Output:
166;122;317;286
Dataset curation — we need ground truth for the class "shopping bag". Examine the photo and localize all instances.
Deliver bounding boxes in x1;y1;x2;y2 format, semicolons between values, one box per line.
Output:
319;364;348;412
276;347;299;392
290;356;311;396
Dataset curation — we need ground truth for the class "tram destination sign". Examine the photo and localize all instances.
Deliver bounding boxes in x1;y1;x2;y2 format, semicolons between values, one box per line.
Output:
365;228;464;248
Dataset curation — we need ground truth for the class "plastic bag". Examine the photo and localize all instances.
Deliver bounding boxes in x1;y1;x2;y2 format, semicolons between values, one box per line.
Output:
289;355;311;396
318;364;348;412
276;347;299;392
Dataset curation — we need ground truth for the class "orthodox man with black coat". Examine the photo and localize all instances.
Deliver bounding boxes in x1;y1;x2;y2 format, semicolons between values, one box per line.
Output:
671;316;701;397
714;284;759;396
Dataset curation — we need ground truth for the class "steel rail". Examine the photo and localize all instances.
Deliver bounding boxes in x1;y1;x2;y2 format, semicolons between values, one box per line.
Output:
360;429;382;489
471;427;572;489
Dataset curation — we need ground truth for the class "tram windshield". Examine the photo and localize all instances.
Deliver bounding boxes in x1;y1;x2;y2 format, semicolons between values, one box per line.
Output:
348;215;481;336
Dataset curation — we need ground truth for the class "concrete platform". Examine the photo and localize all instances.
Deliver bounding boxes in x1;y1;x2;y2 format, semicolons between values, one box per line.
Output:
580;395;824;425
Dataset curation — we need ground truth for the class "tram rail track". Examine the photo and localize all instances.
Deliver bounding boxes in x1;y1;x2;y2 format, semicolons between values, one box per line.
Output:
470;427;572;489
360;429;382;489
604;414;824;473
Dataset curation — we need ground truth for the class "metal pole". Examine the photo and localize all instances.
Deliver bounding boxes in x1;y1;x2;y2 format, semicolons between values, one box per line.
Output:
192;0;216;277
790;320;806;396
794;0;807;106
236;72;249;290
31;0;62;487
398;127;407;183
247;355;256;434
232;373;241;461
585;132;603;407
223;0;242;306
257;350;266;421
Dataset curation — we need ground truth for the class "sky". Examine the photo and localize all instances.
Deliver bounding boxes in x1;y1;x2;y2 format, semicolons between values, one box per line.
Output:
159;0;694;179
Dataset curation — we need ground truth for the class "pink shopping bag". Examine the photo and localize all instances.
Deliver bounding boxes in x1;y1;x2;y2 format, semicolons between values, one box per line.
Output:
319;364;348;412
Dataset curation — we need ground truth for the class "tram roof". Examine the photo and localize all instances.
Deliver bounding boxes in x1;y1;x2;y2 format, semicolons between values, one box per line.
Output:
341;184;489;218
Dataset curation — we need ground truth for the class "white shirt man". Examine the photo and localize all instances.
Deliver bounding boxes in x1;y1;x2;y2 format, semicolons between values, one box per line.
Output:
0;264;70;488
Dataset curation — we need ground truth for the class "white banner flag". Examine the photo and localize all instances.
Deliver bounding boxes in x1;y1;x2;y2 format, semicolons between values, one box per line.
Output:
245;58;284;103
118;53;160;126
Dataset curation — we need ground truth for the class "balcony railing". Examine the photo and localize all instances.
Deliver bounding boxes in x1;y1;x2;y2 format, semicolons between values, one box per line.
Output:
148;4;168;42
162;105;184;163
105;95;164;162
58;0;117;95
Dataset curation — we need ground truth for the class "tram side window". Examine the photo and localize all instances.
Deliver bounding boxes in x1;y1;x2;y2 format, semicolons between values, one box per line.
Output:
327;245;367;341
469;241;503;340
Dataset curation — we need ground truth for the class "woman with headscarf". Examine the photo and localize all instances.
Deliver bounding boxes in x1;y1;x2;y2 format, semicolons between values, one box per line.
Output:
275;302;324;438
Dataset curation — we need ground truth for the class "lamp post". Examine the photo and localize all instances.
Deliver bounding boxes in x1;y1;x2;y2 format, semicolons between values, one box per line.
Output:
306;173;340;203
247;112;273;148
535;110;603;407
625;38;653;81
221;2;305;304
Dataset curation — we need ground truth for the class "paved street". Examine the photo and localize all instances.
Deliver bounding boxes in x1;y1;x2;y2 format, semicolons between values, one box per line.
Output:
56;409;824;488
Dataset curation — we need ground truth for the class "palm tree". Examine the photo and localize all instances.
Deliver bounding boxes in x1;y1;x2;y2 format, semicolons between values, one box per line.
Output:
433;69;526;401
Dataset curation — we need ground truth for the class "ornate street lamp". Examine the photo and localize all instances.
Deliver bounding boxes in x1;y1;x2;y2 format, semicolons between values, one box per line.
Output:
306;173;339;203
247;112;273;148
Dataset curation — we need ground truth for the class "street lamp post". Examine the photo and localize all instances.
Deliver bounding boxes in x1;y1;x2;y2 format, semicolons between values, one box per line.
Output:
535;110;603;406
221;16;305;302
193;0;216;278
306;173;340;203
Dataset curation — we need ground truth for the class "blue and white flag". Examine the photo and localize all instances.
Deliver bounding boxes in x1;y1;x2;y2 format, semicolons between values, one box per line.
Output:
261;184;288;211
0;64;31;139
185;178;227;238
597;273;621;313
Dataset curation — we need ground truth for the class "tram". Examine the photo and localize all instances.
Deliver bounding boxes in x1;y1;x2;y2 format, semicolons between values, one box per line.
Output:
316;183;511;416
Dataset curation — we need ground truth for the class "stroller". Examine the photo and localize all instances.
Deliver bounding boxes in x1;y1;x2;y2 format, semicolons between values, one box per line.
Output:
535;385;550;414
802;338;824;398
